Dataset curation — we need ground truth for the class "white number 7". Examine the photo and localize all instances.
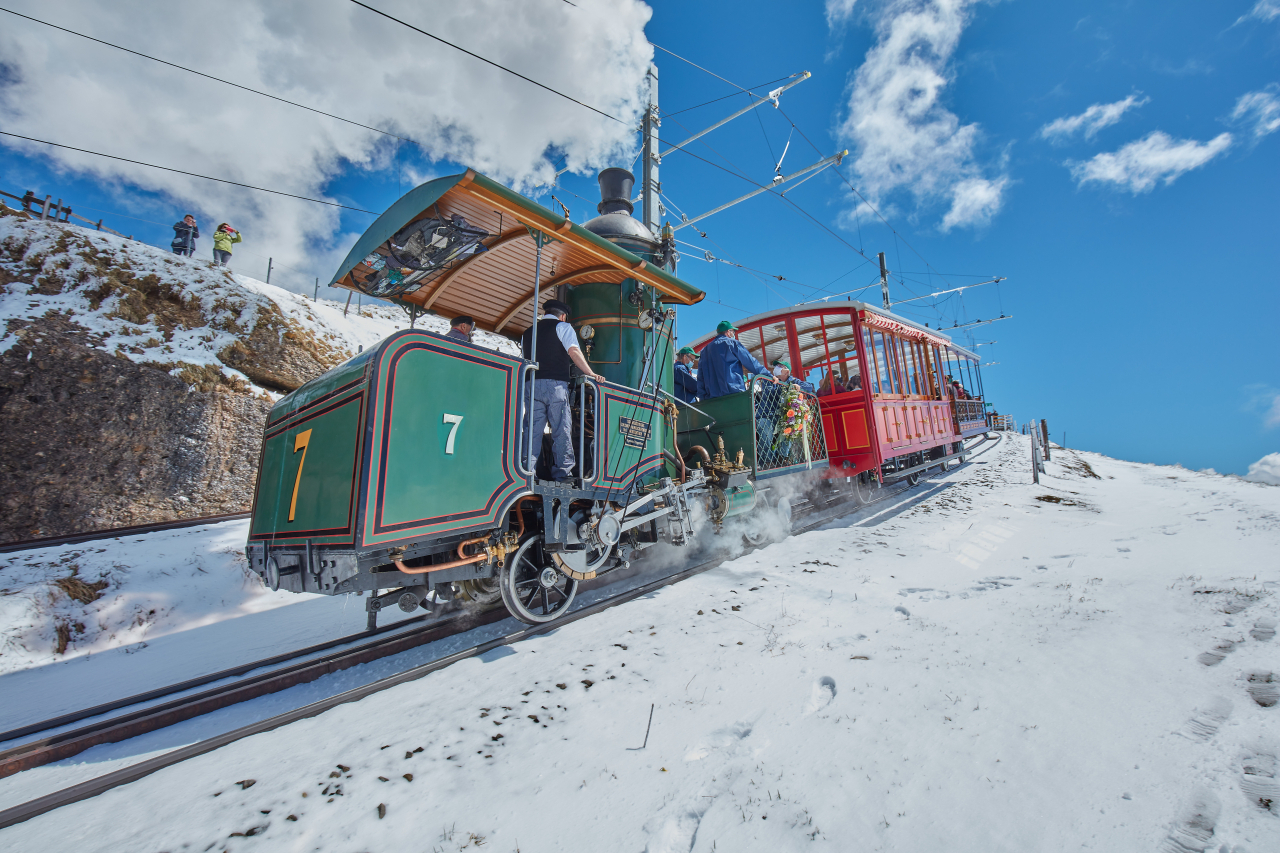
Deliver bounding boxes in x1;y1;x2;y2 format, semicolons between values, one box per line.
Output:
442;413;464;454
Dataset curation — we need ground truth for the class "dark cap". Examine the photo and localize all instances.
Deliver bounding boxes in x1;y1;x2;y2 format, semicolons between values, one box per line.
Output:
450;315;475;328
543;299;571;317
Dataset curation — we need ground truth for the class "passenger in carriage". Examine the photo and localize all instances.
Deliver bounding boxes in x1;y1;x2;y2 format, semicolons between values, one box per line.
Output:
695;320;777;399
817;369;847;397
950;379;968;400
674;346;699;403
847;370;863;391
770;360;815;394
446;315;476;343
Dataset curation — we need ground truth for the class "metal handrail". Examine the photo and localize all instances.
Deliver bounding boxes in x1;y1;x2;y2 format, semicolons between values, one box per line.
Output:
577;376;602;486
514;362;538;479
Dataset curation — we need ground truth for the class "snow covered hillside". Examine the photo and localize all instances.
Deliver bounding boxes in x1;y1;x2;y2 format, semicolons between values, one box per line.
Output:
0;207;518;539
1;433;1276;852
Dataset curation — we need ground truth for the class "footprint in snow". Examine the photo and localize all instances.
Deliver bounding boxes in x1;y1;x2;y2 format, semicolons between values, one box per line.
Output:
1240;747;1280;813
972;576;1019;592
803;676;837;716
1246;671;1279;708
1197;641;1238;667
1180;697;1232;742
1250;617;1277;642
1159;787;1220;853
683;720;753;762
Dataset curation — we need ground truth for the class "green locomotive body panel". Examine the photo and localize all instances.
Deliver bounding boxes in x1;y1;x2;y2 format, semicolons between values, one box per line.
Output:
249;353;371;548
676;390;759;472
248;330;526;553
360;332;525;548
594;382;667;490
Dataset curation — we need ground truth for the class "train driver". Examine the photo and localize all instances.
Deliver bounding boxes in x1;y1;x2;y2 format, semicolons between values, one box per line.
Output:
695;321;778;400
674;346;699;403
770;359;815;394
447;315;476;342
520;299;604;482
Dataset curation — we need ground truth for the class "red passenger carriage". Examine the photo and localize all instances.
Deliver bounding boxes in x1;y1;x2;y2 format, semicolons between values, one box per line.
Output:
690;300;989;495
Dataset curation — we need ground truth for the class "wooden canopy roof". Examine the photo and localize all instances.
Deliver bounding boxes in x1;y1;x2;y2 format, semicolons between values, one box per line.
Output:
331;170;705;336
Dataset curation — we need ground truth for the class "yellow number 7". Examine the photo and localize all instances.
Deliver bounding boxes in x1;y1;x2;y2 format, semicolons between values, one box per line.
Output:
288;429;313;522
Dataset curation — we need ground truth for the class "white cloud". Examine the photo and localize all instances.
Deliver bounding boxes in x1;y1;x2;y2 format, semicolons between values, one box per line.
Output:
1230;85;1280;140
0;0;653;294
1237;1;1280;24
1068;131;1233;193
1038;94;1149;143
826;0;861;26
831;0;1008;232
1244;453;1280;486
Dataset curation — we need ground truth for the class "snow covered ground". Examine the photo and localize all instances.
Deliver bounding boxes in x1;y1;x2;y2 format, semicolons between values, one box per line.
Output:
2;433;1279;852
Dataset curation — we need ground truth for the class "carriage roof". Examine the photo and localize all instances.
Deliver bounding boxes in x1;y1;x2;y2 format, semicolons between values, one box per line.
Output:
331;169;705;336
688;299;978;372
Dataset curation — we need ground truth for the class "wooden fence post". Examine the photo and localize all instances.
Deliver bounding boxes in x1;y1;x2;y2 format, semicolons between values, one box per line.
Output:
40;195;51;221
1041;419;1051;461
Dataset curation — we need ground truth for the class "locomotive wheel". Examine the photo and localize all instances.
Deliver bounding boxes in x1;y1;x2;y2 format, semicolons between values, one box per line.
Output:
455;577;503;607
500;535;579;625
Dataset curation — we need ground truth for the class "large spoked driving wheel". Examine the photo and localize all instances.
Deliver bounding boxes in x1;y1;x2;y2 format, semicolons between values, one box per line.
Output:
500;535;579;625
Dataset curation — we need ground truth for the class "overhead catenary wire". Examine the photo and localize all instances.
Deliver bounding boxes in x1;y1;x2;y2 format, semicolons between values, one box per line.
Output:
0;131;379;214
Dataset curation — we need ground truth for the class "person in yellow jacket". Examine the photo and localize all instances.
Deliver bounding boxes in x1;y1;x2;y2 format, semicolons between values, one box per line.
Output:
212;223;241;267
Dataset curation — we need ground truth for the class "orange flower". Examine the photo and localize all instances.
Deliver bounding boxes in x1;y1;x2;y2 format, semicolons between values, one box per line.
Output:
787;409;796;417
783;427;793;435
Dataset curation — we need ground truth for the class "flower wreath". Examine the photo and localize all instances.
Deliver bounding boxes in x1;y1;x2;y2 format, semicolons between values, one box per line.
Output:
772;382;815;452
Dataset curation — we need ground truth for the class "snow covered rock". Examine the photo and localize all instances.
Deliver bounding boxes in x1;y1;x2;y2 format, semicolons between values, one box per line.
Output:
0;207;443;540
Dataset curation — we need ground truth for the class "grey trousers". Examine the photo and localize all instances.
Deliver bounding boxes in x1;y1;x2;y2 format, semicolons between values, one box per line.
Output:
524;378;574;479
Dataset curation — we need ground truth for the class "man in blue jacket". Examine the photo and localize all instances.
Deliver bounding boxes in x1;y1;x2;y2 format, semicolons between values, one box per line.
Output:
696;321;778;399
674;346;699;403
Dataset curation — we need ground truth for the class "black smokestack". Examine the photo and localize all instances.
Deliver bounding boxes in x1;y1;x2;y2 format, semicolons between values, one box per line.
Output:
596;168;635;216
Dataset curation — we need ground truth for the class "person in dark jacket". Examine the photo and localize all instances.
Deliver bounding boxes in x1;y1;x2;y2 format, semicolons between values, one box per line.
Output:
673;345;699;403
695;321;777;400
447;315;475;342
171;214;198;256
519;299;603;481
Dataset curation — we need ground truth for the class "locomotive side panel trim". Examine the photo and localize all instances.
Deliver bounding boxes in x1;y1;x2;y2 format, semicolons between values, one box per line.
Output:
360;333;525;548
249;390;366;545
596;386;664;487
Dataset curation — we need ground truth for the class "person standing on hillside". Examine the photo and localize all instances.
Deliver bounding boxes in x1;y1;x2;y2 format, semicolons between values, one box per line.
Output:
170;214;198;257
212;223;241;267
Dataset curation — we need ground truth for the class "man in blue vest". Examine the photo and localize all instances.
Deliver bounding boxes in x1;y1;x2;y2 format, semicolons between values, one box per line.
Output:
695;320;777;399
520;299;604;481
673;346;699;403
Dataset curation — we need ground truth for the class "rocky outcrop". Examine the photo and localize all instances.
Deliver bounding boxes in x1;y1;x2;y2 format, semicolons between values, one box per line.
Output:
0;208;359;541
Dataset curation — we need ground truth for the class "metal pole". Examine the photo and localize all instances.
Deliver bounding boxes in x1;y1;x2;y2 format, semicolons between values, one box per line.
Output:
266;257;273;284
314;278;319;301
658;71;811;159
343;290;353;317
878;252;891;310
357;294;362;316
1040;419;1051;461
641;64;661;237
524;234;545;477
410;305;417;329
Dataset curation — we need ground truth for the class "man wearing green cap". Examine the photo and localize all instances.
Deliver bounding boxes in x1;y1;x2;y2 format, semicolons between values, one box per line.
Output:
695;320;777;399
674;345;699;403
771;359;815;393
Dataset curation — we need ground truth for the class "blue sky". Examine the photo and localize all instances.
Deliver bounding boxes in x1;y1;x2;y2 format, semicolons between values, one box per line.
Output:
1;0;1277;475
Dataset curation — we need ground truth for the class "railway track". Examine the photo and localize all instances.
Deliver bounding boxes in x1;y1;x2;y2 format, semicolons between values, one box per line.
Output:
0;433;1000;831
0;512;251;555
